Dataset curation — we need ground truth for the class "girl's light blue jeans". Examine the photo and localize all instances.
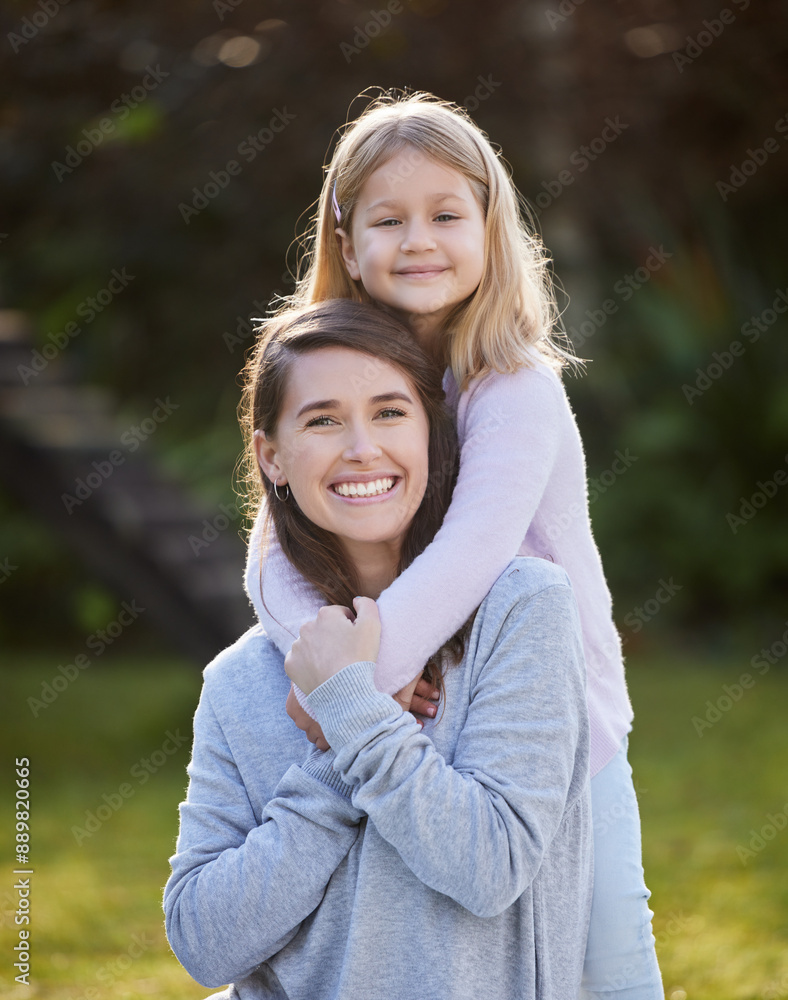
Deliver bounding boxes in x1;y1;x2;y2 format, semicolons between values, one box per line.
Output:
581;735;665;999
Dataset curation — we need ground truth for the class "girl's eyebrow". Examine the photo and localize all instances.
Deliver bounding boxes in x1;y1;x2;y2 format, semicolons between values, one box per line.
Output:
364;192;469;213
296;391;414;419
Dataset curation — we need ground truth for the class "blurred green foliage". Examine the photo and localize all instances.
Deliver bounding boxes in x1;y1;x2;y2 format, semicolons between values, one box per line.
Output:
0;0;785;651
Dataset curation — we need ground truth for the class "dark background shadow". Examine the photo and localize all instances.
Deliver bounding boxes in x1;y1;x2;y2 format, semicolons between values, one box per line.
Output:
1;0;786;660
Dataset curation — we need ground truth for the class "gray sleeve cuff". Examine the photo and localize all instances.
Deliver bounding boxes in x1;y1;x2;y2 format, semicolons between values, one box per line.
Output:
300;746;356;800
305;660;403;749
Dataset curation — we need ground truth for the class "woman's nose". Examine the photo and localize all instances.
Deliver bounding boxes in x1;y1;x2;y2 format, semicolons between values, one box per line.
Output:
400;218;437;253
343;425;383;463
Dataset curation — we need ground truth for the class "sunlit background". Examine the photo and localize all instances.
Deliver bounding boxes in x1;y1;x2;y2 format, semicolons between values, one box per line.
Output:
1;1;787;997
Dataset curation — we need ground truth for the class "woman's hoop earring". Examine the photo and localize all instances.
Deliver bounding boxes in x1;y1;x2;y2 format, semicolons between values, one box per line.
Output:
273;476;290;502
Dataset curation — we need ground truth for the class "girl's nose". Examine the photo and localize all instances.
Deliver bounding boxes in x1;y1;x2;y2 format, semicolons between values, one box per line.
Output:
400;218;437;253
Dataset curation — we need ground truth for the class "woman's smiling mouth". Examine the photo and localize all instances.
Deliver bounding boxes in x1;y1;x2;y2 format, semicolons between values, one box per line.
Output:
330;476;399;499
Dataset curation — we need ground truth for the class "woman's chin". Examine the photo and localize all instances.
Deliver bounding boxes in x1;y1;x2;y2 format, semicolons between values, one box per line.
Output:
296;477;427;552
332;522;409;550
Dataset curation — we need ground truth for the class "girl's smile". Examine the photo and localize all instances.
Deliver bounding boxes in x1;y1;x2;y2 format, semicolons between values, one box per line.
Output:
395;264;449;278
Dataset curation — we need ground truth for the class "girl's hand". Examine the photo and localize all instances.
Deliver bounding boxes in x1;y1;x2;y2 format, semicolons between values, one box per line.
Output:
393;676;440;723
286;684;330;751
284;597;381;696
287;672;438;751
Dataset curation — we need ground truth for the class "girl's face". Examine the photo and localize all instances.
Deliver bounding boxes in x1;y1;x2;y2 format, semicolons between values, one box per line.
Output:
255;347;430;557
338;150;486;336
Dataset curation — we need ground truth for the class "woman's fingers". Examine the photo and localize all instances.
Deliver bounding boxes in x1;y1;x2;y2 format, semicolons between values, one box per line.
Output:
286;601;381;694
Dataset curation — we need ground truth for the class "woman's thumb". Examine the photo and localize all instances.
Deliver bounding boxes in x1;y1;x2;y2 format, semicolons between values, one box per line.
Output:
353;596;379;623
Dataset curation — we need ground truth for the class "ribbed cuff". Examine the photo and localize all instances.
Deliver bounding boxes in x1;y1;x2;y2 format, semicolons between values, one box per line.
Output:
305;660;401;750
300;746;355;800
293;682;318;721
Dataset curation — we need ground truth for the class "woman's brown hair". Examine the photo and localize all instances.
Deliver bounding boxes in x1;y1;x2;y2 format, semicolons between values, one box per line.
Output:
239;298;472;693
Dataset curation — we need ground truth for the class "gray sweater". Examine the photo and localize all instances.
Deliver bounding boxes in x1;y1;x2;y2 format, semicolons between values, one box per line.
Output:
164;557;592;999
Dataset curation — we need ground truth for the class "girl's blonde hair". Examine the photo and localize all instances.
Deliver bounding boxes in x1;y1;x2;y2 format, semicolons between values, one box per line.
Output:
282;89;575;390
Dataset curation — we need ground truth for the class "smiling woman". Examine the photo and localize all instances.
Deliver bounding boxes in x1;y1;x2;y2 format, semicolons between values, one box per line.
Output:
241;298;456;610
164;298;592;999
254;346;431;582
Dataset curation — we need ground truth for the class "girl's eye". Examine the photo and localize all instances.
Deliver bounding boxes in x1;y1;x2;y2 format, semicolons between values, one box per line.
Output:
378;407;406;419
375;218;401;227
305;415;336;428
435;212;458;222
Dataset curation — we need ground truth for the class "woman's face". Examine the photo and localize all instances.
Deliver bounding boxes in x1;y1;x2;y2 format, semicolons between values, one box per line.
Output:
255;346;431;555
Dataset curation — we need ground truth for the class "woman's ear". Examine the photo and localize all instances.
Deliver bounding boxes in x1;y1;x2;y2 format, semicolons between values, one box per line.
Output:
336;228;361;281
254;429;285;485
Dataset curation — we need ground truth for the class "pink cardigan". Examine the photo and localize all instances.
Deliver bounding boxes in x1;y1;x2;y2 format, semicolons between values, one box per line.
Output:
244;361;633;777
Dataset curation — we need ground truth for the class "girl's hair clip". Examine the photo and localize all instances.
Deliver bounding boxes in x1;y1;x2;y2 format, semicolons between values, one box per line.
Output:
331;181;341;224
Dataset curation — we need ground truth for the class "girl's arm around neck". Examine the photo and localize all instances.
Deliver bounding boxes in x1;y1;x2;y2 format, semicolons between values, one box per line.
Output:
163;672;363;988
244;507;324;656
374;368;565;691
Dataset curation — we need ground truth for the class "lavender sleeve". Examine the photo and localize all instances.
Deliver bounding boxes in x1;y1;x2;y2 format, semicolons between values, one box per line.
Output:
373;367;563;692
244;502;324;657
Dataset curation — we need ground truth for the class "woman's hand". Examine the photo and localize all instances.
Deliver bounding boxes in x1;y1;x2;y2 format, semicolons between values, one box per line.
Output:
284;597;381;696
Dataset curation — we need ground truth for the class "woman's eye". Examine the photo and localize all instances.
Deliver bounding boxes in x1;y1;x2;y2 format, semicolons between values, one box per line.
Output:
305;415;336;427
378;407;406;419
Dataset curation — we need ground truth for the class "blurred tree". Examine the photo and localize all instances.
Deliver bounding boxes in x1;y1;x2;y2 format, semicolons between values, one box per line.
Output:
0;0;785;650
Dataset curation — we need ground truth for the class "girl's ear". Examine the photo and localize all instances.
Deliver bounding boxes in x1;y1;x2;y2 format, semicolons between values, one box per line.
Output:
335;228;361;281
253;429;285;485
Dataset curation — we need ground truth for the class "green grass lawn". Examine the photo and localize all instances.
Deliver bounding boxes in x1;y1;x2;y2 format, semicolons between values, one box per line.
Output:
2;646;787;999
629;649;788;1000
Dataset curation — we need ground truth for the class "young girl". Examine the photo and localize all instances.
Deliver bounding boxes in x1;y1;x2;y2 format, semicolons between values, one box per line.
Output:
245;91;664;999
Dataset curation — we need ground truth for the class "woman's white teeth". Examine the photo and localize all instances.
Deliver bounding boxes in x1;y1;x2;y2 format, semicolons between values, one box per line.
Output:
333;477;394;497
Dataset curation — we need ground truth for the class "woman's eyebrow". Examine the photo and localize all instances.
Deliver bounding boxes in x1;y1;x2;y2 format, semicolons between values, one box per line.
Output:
296;398;340;418
296;391;413;419
369;392;414;406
